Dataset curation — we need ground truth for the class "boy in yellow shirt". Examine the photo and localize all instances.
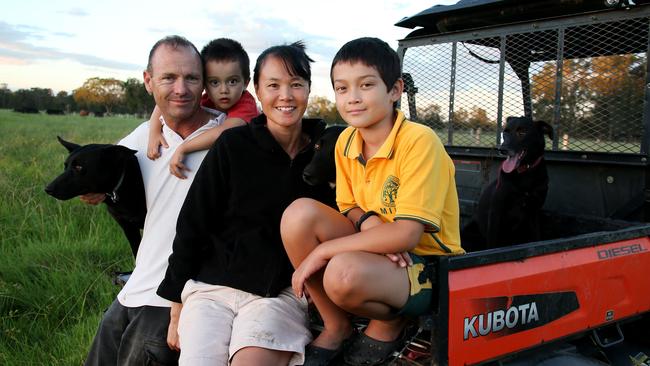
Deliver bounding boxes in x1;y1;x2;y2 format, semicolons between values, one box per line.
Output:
281;37;463;366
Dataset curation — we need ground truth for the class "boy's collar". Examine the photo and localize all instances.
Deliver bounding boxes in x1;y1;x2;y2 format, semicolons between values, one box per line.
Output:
344;109;407;160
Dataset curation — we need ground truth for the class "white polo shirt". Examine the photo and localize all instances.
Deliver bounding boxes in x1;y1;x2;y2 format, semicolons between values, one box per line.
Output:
117;110;225;308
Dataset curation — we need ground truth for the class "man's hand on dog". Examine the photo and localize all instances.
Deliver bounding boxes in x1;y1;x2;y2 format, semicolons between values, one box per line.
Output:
79;193;106;205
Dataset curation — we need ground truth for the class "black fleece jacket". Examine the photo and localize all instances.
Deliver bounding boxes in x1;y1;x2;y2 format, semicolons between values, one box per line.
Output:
157;115;333;302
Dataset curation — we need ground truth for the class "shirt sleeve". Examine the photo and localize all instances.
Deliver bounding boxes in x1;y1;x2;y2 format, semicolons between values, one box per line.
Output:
156;137;230;302
394;130;453;233
226;90;259;123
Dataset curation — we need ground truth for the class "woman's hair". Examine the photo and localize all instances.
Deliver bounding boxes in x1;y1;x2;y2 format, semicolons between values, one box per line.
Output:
253;41;314;86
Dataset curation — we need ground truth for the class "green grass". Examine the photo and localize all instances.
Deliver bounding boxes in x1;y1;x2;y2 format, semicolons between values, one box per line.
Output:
0;110;142;365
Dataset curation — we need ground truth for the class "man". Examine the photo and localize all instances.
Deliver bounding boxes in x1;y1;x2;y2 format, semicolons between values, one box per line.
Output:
83;35;225;366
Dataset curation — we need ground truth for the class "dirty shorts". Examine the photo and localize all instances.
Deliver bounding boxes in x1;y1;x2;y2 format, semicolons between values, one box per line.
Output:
178;281;312;366
396;254;437;317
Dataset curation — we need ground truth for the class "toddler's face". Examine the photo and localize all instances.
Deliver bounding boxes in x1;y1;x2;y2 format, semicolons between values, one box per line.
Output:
205;60;248;112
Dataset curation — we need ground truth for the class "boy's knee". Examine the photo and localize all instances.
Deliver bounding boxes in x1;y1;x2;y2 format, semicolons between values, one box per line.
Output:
323;253;367;306
281;198;321;232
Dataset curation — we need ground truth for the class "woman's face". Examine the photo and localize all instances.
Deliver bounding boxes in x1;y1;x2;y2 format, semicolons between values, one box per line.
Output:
255;56;310;129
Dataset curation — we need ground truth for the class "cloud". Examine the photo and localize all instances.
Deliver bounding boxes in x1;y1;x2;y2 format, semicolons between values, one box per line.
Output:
58;8;89;17
200;11;339;60
0;21;141;72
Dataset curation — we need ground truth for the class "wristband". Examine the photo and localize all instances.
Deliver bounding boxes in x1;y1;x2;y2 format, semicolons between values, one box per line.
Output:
355;211;378;232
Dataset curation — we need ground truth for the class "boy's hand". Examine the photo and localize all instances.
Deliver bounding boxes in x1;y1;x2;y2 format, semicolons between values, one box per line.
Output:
292;248;328;299
147;135;168;160
167;302;182;351
169;148;190;179
79;193;105;205
385;252;413;268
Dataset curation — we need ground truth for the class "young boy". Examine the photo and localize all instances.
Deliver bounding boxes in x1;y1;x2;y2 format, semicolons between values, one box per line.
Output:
281;37;463;366
147;38;258;178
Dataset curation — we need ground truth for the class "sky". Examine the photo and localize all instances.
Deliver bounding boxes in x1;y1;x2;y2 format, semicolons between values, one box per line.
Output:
0;0;457;101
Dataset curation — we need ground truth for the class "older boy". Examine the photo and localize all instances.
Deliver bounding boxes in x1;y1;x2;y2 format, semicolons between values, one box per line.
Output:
281;37;463;366
147;38;258;178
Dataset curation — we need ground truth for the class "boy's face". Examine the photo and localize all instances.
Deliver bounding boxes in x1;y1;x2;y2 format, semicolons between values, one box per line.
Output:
331;61;402;130
205;60;248;112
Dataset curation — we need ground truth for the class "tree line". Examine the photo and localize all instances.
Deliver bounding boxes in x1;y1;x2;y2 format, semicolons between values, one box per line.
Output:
1;78;155;117
409;54;645;143
1;78;346;124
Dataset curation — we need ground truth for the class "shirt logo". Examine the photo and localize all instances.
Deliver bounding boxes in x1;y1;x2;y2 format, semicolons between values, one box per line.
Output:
381;175;400;207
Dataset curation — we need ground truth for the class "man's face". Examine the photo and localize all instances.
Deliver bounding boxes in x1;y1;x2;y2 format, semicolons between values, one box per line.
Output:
144;44;203;123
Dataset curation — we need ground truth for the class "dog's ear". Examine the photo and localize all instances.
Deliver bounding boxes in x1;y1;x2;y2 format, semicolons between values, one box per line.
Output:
112;145;138;157
57;136;81;152
535;120;554;140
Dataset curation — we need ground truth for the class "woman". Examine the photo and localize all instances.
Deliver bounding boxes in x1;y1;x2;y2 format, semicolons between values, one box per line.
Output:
156;42;331;366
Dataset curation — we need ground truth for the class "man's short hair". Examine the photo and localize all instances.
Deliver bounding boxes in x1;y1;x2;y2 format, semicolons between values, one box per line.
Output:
147;35;202;74
201;38;250;82
330;37;401;91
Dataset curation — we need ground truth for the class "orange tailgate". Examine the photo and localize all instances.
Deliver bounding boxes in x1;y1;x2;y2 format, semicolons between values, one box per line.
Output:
446;238;650;365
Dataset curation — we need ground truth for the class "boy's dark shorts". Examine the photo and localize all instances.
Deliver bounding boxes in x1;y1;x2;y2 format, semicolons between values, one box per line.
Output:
396;254;437;317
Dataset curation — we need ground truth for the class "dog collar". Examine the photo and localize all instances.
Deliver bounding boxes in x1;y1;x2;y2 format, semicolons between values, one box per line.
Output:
107;168;126;203
516;156;544;173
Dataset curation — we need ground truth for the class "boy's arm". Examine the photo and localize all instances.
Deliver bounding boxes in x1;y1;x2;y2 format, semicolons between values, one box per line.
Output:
169;117;246;178
147;105;168;160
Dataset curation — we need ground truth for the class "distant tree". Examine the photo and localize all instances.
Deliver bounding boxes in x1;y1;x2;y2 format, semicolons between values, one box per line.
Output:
306;96;344;125
52;91;76;113
123;78;155;117
417;103;445;130
468;106;493;131
451;107;469;130
13;89;40;110
73;77;125;115
588;54;644;141
0;86;13;109
531;59;591;138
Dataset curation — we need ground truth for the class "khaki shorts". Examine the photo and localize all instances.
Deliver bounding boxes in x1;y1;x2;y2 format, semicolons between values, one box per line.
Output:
178;281;312;366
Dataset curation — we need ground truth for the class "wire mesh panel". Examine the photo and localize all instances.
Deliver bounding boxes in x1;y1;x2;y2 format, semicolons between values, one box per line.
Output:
400;12;649;154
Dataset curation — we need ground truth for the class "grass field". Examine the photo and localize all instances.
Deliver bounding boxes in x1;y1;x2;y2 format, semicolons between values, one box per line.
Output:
0;109;142;365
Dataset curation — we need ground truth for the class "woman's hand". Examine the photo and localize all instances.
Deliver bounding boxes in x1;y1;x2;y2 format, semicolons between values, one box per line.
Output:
292;248;328;298
169;147;190;179
167;302;182;351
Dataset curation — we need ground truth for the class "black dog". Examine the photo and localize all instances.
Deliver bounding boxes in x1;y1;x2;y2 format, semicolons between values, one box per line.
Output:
463;116;553;251
303;125;346;188
45;136;146;258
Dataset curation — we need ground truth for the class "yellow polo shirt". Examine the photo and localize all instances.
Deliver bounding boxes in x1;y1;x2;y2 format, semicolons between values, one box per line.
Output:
335;110;463;256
